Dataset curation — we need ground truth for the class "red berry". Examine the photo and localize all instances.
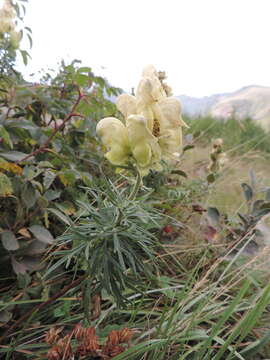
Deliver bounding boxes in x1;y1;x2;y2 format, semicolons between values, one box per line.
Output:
163;225;173;234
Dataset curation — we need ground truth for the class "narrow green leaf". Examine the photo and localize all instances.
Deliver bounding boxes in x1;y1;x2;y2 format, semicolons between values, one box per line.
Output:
47;208;71;226
241;183;253;201
0;125;13;149
171;169;188;178
0;151;30;162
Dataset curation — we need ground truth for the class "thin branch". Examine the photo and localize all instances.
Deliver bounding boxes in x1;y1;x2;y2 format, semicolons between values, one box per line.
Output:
16;87;84;164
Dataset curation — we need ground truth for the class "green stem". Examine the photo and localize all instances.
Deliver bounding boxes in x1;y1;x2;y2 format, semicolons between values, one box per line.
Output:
128;170;142;201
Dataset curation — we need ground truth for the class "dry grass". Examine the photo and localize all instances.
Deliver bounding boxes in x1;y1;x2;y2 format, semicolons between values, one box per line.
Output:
182;145;270;215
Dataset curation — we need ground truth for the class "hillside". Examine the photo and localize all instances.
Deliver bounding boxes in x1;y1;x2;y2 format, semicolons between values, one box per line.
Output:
178;85;270;131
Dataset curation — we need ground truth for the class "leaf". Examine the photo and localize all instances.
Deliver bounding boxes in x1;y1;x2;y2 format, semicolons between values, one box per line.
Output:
0;161;23;175
254;208;270;218
241;328;270;358
0;151;30;162
47;208;71;226
183;144;195;153
20;49;30;66
207;173;216;184
204;225;219;243
252;200;265;213
1;231;19;251
27;33;33;48
249;169;257;189
17;273;32;288
238;212;249;225
77;99;93;117
22;183;37;208
38;161;54;168
158;276;175;299
207;207;220;226
7;119;38;130
0;125;13;149
171;169;188;178
29;225;54;244
75;73;89;87
56;201;76;215
11;256;27;275
24;26;32;34
265;188;270;201
59;170;77;186
20;256;43;271
44;189;61;201
0;173;13;196
18;228;31;238
241;183;253;201
43;170;56;190
0;310;12;325
26;240;47;255
77;66;92;73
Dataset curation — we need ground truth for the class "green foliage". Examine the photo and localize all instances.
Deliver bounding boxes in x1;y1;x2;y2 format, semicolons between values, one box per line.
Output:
185;115;270;155
0;14;270;358
47;178;163;307
0;60;121;281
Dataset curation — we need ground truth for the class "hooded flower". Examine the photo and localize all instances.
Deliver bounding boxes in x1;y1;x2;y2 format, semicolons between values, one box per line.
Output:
126;114;162;176
96;117;131;166
96;65;188;176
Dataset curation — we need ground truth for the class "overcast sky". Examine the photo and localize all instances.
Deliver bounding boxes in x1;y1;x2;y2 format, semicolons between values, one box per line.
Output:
16;0;270;96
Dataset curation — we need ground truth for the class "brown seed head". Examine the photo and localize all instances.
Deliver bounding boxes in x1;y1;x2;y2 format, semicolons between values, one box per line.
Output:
73;323;87;342
47;346;61;360
84;327;100;353
45;327;63;345
118;328;134;343
106;330;120;347
55;335;73;360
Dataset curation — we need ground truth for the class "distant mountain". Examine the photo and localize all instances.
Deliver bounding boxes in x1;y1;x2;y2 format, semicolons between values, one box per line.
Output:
177;85;270;131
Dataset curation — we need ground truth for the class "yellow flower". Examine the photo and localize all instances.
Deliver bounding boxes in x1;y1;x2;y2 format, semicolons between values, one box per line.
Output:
96;65;188;176
126;114;162;176
135;65;166;132
96;117;131;166
156;97;189;161
116;94;136;120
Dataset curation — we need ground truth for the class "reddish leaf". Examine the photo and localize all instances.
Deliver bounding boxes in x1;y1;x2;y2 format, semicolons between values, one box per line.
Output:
204;226;219;243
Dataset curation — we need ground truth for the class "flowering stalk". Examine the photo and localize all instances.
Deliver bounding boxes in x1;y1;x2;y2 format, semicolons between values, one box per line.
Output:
96;65;188;178
128;168;142;201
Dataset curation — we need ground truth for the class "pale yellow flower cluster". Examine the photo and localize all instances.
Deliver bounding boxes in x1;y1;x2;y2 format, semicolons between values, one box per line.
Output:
96;65;188;176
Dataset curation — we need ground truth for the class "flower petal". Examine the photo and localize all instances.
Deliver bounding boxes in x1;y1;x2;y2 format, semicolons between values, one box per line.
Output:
96;117;130;166
135;65;166;131
116;94;137;121
126;115;162;175
155;97;188;160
